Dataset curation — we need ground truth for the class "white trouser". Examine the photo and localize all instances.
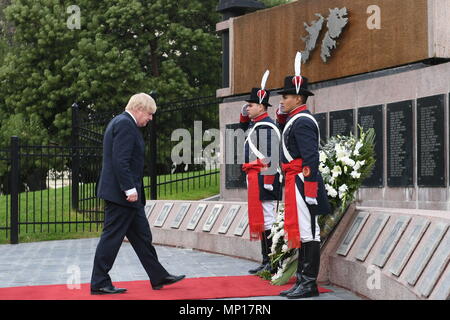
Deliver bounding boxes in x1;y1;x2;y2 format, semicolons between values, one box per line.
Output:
262;201;276;231
246;176;277;231
295;182;321;242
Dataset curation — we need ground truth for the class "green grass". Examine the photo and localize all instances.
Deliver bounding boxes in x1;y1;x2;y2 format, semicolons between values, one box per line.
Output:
0;169;220;244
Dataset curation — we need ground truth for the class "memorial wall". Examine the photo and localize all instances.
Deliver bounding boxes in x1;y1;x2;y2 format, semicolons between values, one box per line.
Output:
217;0;450;210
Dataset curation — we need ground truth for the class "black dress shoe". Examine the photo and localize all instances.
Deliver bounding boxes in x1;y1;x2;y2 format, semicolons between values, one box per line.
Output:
90;286;127;295
152;274;186;290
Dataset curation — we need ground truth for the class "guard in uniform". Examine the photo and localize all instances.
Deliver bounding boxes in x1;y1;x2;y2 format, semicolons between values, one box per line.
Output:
240;70;282;274
276;53;331;299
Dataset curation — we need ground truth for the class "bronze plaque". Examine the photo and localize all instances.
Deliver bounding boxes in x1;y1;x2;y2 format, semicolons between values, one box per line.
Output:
232;0;428;94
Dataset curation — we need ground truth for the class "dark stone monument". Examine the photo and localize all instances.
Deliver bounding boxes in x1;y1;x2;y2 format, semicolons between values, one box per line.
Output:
417;94;445;187
330;109;355;137
358;105;384;187
225;123;246;189
387;100;414;187
314;112;328;143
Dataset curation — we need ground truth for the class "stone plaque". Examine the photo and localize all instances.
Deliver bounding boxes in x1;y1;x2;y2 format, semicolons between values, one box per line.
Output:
417;231;450;297
202;204;224;232
187;203;207;230
389;217;430;277
153;203;173;227
218;205;240;234
144;202;156;220
314;112;328;143
337;211;369;256
358;105;384;187
431;268;450;300
330;109;354;137
234;211;249;236
387;100;414;187
417;94;445;187
356;214;390;261
225;123;246;189
406;222;448;286
373;216;411;268
171;203;191;229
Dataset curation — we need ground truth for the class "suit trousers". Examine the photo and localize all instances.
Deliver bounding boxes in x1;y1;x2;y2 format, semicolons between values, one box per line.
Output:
90;201;169;289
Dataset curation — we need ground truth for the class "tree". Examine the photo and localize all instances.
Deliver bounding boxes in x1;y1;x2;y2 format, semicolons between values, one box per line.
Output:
0;0;221;145
0;0;12;64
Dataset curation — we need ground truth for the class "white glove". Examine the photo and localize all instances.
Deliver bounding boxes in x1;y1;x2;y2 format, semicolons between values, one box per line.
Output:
264;184;273;191
305;197;318;205
277;104;288;115
241;104;249;117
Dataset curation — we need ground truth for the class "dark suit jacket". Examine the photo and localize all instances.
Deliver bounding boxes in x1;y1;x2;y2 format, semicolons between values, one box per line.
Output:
97;112;146;208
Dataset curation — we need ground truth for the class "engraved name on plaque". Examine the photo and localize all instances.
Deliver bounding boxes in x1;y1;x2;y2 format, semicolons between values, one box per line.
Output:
153;203;173;227
330;109;354;137
171;203;191;229
373;216;411;268
406;223;448;286
187;204;207;230
356;214;390;262
337;211;369;256
234;211;249;237
387;100;413;187
358;105;384;187
145;202;156;220
203;204;224;232
430;267;450;300
417;94;445;187
219;205;240;234
417;231;450;298
390;217;430;277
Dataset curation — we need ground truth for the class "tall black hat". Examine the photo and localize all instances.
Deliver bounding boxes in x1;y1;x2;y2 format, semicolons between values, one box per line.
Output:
278;76;314;96
245;70;272;107
278;52;314;96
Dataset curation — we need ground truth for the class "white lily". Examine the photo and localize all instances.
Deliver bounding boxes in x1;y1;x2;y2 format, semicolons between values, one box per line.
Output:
325;184;338;198
331;165;342;178
351;170;361;179
319;151;328;163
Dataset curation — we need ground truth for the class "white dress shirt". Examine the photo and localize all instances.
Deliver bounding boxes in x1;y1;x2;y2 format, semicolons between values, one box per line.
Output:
124;111;138;197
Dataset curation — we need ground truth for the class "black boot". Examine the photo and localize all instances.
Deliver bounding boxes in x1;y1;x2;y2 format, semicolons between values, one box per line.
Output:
279;246;304;296
248;230;273;274
286;241;320;299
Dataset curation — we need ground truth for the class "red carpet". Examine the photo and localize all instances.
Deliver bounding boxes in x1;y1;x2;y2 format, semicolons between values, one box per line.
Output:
0;276;332;300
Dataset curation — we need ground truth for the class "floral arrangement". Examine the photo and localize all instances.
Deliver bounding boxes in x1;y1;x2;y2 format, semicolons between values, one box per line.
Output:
259;126;376;285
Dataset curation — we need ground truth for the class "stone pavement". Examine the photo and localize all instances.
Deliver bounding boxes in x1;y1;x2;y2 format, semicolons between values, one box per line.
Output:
0;238;362;300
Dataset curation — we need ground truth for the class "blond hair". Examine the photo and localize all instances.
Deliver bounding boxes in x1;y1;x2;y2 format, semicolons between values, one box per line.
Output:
125;93;157;114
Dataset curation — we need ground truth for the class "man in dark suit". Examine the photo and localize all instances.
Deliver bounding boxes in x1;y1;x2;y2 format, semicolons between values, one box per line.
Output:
90;93;185;295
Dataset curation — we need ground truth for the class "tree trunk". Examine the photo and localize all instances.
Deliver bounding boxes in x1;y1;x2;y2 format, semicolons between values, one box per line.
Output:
150;38;159;76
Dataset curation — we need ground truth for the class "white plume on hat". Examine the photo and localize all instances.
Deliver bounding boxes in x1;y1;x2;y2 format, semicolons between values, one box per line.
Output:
294;52;302;94
258;69;270;104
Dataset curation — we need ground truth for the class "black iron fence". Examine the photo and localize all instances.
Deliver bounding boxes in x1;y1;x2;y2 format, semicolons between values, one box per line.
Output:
0;137;104;244
0;95;222;244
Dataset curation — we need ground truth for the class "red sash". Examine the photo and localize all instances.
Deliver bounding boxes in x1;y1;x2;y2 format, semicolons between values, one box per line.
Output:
242;160;266;240
281;159;303;249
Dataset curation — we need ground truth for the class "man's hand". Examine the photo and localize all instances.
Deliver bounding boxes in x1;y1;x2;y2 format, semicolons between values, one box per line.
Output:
305;197;318;205
125;188;138;202
126;193;138;202
241;103;249;117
